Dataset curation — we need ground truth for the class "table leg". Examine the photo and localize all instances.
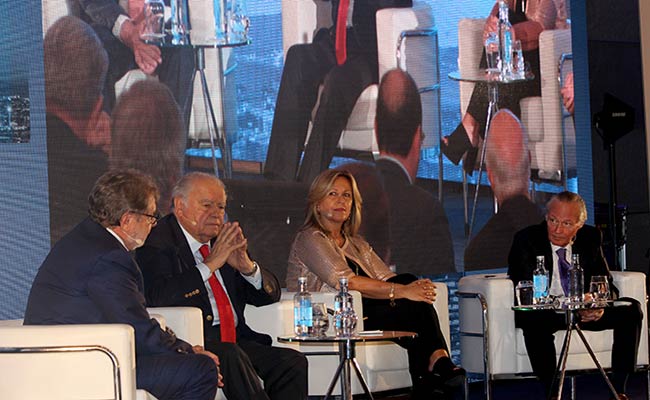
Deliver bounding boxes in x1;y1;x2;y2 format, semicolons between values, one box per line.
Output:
324;357;346;400
574;325;620;399
468;81;498;237
351;357;375;399
550;314;574;400
215;47;233;178
323;340;374;400
196;48;221;178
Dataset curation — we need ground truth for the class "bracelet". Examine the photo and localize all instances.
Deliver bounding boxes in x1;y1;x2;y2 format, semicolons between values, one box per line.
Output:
242;261;259;276
389;283;396;307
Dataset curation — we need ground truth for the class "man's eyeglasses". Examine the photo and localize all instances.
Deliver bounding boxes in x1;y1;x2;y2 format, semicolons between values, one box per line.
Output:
130;210;161;226
546;216;578;229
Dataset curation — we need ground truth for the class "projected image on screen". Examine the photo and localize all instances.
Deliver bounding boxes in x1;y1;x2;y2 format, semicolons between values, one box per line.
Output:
40;0;578;275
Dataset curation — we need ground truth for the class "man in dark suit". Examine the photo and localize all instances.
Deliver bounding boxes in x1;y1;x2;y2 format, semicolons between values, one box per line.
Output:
508;192;642;399
264;0;412;183
70;0;195;124
464;110;542;270
136;172;307;400
24;169;220;400
374;69;455;275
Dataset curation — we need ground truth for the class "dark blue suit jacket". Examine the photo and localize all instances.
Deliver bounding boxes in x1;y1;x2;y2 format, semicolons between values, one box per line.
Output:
24;217;190;356
507;221;617;297
136;214;281;345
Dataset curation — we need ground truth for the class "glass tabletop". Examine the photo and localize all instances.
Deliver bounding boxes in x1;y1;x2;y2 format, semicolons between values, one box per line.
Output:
448;69;534;84
512;298;628;312
278;330;417;343
143;33;251;48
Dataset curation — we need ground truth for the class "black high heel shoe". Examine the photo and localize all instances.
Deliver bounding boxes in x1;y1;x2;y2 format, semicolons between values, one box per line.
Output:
441;123;478;175
431;356;466;388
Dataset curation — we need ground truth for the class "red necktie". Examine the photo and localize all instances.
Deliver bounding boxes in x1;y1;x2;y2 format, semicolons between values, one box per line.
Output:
335;0;349;65
199;244;237;343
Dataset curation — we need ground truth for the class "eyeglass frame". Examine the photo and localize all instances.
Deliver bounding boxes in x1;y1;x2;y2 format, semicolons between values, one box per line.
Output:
130;210;162;226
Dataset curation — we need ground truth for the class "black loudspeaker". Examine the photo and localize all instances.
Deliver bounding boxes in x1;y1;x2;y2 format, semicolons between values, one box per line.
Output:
593;92;635;146
224;179;309;287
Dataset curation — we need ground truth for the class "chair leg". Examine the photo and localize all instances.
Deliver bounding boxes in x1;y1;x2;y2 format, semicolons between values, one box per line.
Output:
463;375;469;400
646;368;650;400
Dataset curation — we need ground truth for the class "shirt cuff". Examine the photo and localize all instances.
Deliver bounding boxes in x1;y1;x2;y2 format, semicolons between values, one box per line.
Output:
242;262;262;289
197;262;213;282
113;14;131;41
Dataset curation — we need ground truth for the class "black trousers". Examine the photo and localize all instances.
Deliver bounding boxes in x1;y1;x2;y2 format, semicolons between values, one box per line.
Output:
362;274;450;398
91;25;195;134
515;298;642;394
137;352;218;400
264;31;377;183
204;332;308;400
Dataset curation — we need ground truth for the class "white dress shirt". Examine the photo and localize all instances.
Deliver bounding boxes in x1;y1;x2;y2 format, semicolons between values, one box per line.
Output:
178;224;262;327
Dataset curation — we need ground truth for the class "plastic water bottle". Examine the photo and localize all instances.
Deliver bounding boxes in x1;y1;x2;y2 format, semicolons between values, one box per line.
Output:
498;0;514;78
569;254;584;302
532;255;548;304
293;277;313;336
334;277;357;337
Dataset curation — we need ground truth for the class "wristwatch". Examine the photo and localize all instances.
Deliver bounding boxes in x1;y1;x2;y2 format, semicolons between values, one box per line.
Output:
242;261;259;276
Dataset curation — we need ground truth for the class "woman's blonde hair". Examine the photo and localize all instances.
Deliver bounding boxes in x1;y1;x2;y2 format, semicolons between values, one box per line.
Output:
303;169;363;237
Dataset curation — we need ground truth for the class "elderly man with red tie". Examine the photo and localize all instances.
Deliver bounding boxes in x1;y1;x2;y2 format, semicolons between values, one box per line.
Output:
137;172;308;400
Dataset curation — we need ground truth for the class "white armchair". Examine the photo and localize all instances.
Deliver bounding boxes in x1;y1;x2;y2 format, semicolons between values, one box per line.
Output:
244;284;451;396
0;307;219;400
457;18;575;188
457;271;649;400
282;0;441;161
0;322;155;400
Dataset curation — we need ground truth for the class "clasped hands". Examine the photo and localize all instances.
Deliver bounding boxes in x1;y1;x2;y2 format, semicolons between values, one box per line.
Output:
401;279;437;304
203;222;256;275
578;293;605;323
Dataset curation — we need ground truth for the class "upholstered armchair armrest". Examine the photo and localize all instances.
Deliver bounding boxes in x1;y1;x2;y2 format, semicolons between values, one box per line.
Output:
281;0;332;57
0;323;141;400
458;273;517;375
147;306;204;346
376;0;435;80
611;271;649;365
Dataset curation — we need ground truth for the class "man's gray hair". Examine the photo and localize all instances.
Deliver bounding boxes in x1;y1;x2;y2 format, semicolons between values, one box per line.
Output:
546;191;588;223
88;169;159;227
171;172;225;206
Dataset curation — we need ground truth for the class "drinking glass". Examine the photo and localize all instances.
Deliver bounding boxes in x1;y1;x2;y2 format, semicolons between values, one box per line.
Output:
589;276;610;305
512;39;525;78
484;32;500;75
516;280;534;306
312;302;329;337
141;0;165;41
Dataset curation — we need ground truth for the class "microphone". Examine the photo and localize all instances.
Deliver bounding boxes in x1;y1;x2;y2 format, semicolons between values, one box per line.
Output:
122;230;144;248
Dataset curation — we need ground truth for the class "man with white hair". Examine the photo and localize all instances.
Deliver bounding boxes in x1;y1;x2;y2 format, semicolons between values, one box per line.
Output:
464;109;542;270
137;172;308;400
508;192;642;399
